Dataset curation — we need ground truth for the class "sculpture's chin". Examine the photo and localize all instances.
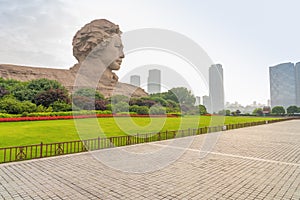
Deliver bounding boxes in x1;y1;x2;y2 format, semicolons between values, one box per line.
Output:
108;62;121;70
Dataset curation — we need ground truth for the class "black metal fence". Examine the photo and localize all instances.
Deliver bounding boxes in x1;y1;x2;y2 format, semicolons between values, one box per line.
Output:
0;118;292;164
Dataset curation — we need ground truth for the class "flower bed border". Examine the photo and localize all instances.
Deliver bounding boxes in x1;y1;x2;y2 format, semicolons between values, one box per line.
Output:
0;114;178;122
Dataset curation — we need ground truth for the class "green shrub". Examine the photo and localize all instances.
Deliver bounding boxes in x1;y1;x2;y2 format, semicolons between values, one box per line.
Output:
36;105;47;112
150;97;168;106
129;105;139;113
117;112;137;115
21;112;29;117
149;105;166;115
0;97;23;114
21;101;37;113
51;101;72;112
112;102;129;113
0;113;21;118
73;88;104;100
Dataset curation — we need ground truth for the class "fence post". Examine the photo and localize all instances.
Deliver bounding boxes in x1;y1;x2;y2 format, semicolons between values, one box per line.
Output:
40;142;43;158
109;138;113;147
98;137;100;149
126;136;131;145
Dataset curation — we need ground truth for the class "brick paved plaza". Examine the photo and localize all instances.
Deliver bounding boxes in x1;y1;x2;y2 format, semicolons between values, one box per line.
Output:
0;120;299;199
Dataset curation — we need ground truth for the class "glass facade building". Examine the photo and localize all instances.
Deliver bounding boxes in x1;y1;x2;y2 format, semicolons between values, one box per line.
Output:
269;62;296;108
130;75;140;87
209;64;224;113
147;69;161;94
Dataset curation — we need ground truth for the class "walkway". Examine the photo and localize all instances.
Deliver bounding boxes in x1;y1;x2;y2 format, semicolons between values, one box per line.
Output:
0;120;299;199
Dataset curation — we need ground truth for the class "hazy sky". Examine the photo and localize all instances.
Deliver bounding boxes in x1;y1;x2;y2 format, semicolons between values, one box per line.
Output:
0;0;299;105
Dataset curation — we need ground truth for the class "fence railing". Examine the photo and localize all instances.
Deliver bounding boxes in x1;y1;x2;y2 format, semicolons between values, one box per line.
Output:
0;118;293;164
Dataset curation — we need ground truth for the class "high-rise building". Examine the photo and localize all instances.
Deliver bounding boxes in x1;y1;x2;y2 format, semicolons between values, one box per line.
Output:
209;64;224;113
130;75;140;87
269;63;296;108
202;95;211;112
295;62;300;106
267;99;271;107
147;69;161;94
195;96;201;106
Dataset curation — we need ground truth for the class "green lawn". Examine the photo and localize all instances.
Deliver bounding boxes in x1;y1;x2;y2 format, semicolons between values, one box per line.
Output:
0;116;278;147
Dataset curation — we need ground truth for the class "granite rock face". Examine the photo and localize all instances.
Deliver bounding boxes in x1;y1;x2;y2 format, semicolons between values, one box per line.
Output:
0;19;147;98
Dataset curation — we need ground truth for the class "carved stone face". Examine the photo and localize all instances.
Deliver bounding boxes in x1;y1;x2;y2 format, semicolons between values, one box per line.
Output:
72;19;123;71
107;36;124;71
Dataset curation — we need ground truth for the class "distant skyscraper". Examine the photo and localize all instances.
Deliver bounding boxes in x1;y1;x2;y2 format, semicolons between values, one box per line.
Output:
209;64;224;113
130;75;140;87
269;63;296;108
147;69;161;94
195;96;201;106
267;99;271;107
202;95;211;112
295;62;300;106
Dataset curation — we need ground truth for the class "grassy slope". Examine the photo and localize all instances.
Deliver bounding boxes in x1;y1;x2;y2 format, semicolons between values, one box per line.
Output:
0;116;277;147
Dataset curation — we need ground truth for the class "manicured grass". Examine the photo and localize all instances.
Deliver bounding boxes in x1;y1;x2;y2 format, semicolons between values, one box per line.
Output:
0;116;278;147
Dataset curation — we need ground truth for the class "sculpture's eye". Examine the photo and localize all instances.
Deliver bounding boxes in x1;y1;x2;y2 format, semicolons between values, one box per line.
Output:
114;43;123;49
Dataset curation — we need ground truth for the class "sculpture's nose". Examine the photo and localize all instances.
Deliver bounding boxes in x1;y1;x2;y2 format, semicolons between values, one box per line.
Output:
120;50;125;58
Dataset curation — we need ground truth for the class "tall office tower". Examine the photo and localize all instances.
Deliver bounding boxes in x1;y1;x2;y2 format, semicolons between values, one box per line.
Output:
147;69;161;94
267;99;271;107
195;96;201;106
209;64;224;113
269;63;296;108
130;75;140;87
295;62;300;106
202;95;211;113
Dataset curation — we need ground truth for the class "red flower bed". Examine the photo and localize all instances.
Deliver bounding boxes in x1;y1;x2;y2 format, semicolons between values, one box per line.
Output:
0;113;178;122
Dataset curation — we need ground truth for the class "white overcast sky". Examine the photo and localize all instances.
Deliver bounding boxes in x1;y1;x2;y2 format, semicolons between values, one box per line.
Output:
0;0;299;106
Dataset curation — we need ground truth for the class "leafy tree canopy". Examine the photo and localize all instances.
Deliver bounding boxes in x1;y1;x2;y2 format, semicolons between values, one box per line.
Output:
271;106;285;115
287;105;298;114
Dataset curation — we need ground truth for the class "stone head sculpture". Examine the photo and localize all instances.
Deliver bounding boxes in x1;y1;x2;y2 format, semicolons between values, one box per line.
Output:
72;19;124;81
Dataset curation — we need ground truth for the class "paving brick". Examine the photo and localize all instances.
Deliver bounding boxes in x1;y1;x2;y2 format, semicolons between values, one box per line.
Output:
0;120;299;199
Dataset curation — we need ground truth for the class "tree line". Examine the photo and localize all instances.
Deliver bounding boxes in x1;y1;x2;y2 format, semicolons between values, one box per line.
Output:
0;78;207;116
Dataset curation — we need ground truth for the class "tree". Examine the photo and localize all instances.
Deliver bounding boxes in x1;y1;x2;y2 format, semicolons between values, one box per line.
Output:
199;105;207;115
150;97;168;106
129;105;140;113
149;105;166;115
27;78;63;91
72;96;94;110
231;110;241;116
110;95;129;104
34;89;70;107
252;108;263;116
95;100;107;111
165;87;196;105
217;109;230;116
287;105;298;115
0;86;9;98
0;78;21;91
225;110;231;116
262;106;271;115
12;79;67;102
73;88;104;100
129;98;156;107
272;106;285;115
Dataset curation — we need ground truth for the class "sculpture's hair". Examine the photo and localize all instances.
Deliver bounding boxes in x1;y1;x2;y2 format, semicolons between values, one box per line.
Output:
72;19;121;63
